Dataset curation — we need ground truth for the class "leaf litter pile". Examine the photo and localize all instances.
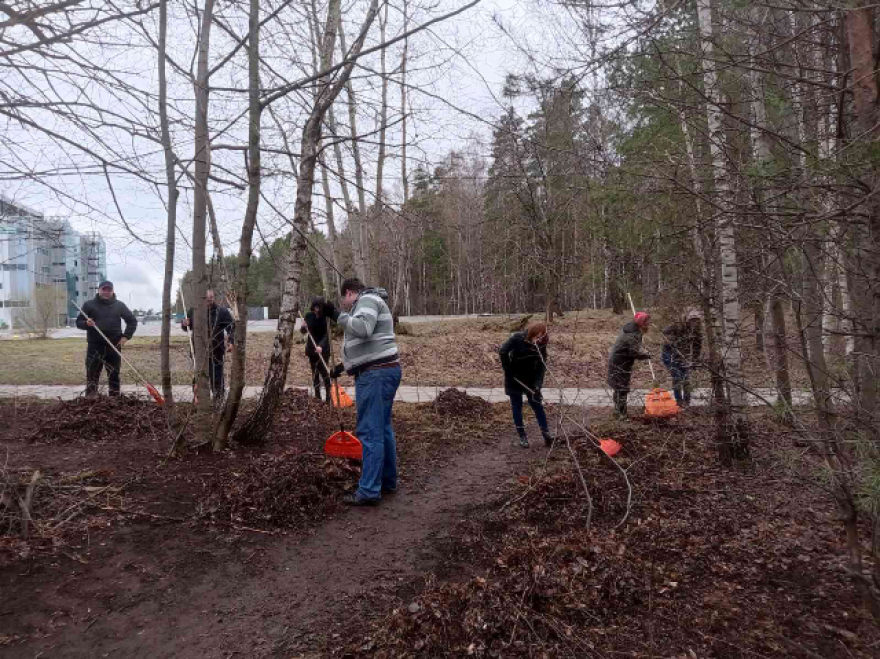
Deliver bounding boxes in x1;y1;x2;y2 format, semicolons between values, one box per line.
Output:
203;388;504;531
433;387;492;416
338;412;879;658
24;395;172;444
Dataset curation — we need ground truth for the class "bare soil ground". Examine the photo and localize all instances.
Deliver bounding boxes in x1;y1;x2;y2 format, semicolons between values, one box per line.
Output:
2;393;875;658
0;310;814;390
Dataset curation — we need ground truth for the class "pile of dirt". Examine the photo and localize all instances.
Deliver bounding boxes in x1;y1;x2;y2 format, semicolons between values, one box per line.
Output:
27;395;170;443
434;388;492;417
339;418;879;659
263;388;354;445
205;451;359;530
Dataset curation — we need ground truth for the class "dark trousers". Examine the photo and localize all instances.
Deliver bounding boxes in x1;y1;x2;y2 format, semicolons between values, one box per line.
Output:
612;389;629;417
209;351;225;398
509;391;549;436
308;353;332;402
86;342;121;396
663;352;691;406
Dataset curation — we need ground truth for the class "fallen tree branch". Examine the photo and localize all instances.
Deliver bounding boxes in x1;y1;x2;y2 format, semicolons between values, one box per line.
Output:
18;469;41;538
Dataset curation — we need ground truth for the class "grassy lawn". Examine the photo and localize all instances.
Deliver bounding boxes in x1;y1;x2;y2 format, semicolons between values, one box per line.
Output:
0;310;808;389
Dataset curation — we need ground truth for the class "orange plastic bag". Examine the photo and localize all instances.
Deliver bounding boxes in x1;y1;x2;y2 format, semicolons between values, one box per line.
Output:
644;388;680;418
599;439;622;456
331;382;354;408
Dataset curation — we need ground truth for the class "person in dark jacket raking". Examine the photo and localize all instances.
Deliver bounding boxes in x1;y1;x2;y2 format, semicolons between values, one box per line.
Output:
182;289;235;399
662;309;703;407
499;322;555;448
75;281;138;397
607;311;652;418
300;296;332;403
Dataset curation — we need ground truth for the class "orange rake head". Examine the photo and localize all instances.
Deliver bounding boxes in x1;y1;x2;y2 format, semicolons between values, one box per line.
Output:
145;383;165;406
331;382;354;408
599;439;622;457
325;430;362;460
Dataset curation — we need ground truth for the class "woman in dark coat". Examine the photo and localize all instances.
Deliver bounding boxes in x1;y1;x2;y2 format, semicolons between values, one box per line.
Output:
300;297;332;403
499;322;554;448
607;311;652;417
662;310;702;407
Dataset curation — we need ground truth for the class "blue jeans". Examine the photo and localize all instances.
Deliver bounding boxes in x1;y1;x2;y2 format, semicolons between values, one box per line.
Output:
509;391;548;435
663;350;690;405
354;364;402;500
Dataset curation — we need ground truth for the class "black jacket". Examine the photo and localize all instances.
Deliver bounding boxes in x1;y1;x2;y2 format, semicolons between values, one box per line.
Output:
499;331;547;395
76;294;137;345
300;311;330;357
662;320;702;365
184;304;234;355
607;321;650;390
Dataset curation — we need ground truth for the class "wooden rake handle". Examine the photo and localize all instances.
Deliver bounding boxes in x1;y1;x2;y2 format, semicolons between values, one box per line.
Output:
627;292;656;381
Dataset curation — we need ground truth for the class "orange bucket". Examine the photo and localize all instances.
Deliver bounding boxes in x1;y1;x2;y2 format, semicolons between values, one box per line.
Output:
644;388;680;418
324;430;362;460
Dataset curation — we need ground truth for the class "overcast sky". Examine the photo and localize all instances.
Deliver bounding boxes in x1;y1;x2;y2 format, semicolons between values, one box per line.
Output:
2;0;607;311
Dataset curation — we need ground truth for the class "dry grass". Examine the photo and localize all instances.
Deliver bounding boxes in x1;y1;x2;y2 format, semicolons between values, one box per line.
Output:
0;310;810;390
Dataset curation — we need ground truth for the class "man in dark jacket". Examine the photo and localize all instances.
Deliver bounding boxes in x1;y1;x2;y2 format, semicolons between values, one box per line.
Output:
182;289;234;399
300;296;332;403
607;311;652;417
75;281;138;397
662;310;703;407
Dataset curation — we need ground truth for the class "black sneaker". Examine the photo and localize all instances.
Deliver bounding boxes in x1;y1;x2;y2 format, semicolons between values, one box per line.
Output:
542;433;555;448
517;435;530;449
344;494;380;507
382;487;398;495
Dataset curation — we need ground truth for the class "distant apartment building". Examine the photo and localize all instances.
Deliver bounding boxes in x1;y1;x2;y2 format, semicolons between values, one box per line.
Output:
0;195;106;329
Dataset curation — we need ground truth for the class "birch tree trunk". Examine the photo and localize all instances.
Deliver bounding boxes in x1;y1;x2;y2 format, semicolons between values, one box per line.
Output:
327;104;364;280
214;0;262;449
319;154;341;292
391;0;410;318
339;13;370;281
803;241;834;429
158;0;179;406
235;0;380;444
190;0;216;445
747;51;792;415
697;0;747;463
371;1;389;285
676;91;726;412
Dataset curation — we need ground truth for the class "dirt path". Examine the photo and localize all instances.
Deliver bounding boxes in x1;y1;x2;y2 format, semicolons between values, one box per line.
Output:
6;429;549;659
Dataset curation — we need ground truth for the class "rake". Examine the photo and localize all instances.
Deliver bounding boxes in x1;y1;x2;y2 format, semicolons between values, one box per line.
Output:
299;309;361;460
179;283;198;404
72;300;165;405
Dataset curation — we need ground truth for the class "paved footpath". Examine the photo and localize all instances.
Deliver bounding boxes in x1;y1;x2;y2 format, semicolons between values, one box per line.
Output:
0;384;816;407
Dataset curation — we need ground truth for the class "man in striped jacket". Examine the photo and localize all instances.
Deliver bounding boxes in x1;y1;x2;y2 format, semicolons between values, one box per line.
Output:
326;278;401;506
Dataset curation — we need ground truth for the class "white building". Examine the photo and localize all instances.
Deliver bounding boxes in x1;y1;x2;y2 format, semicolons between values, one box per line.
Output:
0;196;106;330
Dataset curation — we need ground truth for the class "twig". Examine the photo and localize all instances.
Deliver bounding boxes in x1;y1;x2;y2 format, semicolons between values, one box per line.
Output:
19;469;41;538
96;506;186;522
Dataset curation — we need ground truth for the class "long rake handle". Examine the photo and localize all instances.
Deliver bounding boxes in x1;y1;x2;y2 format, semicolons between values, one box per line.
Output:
72;300;154;388
179;284;197;368
627;292;656;381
